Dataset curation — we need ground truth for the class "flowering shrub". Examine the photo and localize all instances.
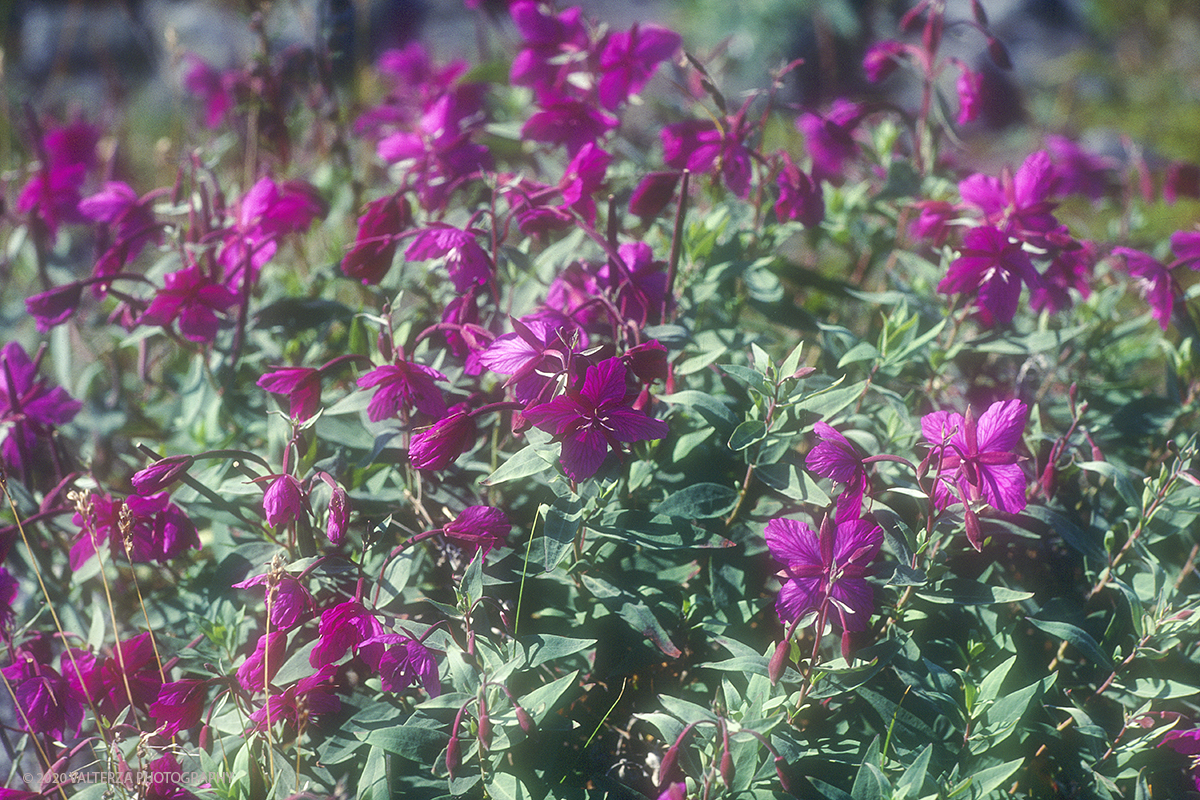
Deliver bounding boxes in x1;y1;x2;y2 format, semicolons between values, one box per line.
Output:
2;1;1200;798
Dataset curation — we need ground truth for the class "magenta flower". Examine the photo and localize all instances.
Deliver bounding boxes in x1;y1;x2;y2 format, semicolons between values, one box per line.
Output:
258;367;323;420
806;422;869;500
629;171;682;221
958;150;1062;244
410;405;477;470
524;357;669;481
327;486;350;544
359;632;440;696
1171;230;1200;271
0;567;18;631
1161;726;1200;791
357;361;448;421
405;224;493;292
341;194;413;284
766;510;883;637
1113;247;1176;330
596;23;681;110
263;475;306;528
1;651;84;740
938;225;1042;327
558;142;612;224
310;601;385;668
1029;240;1096;314
1045;134;1114;201
149;678;209;737
921;399;1028;516
140;265;239;342
70;492;200;569
523;97;621;156
775;151;825;227
142;753;199;800
236;631;287;693
78;181;162;267
62;633;163;720
443;506;510;556
956;66;982;125
509;1;589;95
15;120;98;241
249;664;341;732
183;54;235;128
217;177;327;279
797;100;865;183
131;454;194;495
862;40;908;82
480;318;585;404
0;342;82;478
26;283;84;332
662;112;755;198
233;571;315;631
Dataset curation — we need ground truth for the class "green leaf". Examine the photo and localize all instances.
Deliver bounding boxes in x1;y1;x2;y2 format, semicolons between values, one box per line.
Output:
974;655;1016;711
1022;506;1105;562
1118;677;1200;699
1078;460;1142;509
519;670;580;723
361;725;450;763
1028;618;1113;669
851;760;890;800
969;758;1023;798
895;744;932;800
462;549;484;606
486;771;531;800
661;390;739;430
729;419;768;450
518;634;596;669
722;363;771;394
540;500;582;572
792;378;865;420
838;341;881;369
915;579;1034;605
485;443;554;485
653;482;739;519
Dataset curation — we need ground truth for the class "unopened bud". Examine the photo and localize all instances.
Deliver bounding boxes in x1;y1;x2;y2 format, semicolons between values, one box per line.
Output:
658;743;680;788
970;0;988;25
964;505;983;552
446;735;461;778
377;331;393;363
775;756;793;794
923;13;943;56
987;37;1013;70
720;745;735;788
514;703;535;733
790;366;816;381
477;696;492;753
768;638;791;685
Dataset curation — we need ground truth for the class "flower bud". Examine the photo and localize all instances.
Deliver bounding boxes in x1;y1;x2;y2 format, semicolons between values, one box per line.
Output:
775;756;793;794
630;171;682;221
446;735;461;779
658;743;680;788
970;0;988;25
477;695;492;753
514;703;535;733
26;282;84;332
720;744;735;789
131;454;194;495
768;638;791;685
326;486;349;545
923;13;943;56
987;37;1013;70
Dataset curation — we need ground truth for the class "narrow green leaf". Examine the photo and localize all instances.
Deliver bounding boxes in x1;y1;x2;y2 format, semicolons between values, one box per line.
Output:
915;580;1034;605
485;443;554;485
969;758;1023;798
1028;618;1113;669
653;482;739;519
729;419;768;451
361;725;450;763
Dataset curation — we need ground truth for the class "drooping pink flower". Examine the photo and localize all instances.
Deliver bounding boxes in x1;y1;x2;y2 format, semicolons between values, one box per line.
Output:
341;194;413;284
26;283;84;332
149;678;209;737
183;54;236;128
15;119;99;241
1170;230;1200;272
558;142;611;224
309;601;385;668
921;399;1028;519
0;342;82;478
442;506;510;556
357;361;448;421
596;23;681;110
775;151;825;227
141;752;199;800
862;40;908;83
263;475;306;528
1045;134;1115;202
480;317;585;404
359;632;440;696
409;405;477;471
405;224;494;292
955;66;982;125
131;454;194;495
236;631;287;693
327;486;350;544
62;633;163;720
233;571;315;631
257;367;323;420
1161;726;1200;791
797;100;865;183
766;510;882;637
806;422;869;502
217;177;327;279
522;96;621;156
140;264;239;342
958;150;1062;245
249;664;341;732
1113;247;1176;330
629;171;682;221
1029;240;1096;314
70;492;200;569
662;112;755;199
938;225;1042;327
1;651;84;740
79;181;163;270
524;357;669;481
509;1;590;95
